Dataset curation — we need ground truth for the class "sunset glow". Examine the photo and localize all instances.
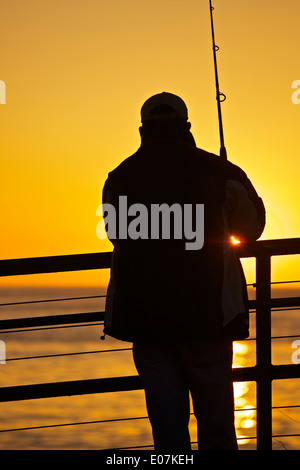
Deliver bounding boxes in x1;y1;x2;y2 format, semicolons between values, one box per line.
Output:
0;0;299;287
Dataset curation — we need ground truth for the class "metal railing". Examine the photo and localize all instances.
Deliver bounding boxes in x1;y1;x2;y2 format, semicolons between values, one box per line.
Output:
0;237;300;450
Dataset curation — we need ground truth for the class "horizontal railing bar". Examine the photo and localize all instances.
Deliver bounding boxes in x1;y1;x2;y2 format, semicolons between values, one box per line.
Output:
4;330;299;358
0;311;104;330
248;297;300;310
1;297;299;331
0;238;299;279
268;280;300;285
2;405;300;435
247;280;300;288
0;322;103;334
272;334;300;340
0;281;297;307
0;295;106;307
0;368;256;403
1;310;296;334
0;370;252;403
233;366;257;382
269;297;300;308
270;308;300;313
271;364;300;380
5;348;132;362
0;375;144;402
236;237;300;258
0;252;112;277
1;363;300;403
0;415;149;434
1;407;264;434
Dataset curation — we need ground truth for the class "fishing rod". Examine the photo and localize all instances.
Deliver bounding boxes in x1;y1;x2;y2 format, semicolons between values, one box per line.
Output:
209;0;227;159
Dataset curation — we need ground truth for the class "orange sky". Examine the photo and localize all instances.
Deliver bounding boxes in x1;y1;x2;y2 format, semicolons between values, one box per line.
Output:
0;0;299;287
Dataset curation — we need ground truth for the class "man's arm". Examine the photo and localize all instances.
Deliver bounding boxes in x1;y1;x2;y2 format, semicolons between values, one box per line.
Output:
225;175;265;242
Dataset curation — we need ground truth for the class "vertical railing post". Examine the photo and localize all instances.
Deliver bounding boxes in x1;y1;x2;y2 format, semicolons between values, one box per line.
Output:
255;253;272;450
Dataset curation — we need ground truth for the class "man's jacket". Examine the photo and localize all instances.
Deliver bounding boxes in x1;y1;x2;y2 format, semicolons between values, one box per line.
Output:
101;136;265;342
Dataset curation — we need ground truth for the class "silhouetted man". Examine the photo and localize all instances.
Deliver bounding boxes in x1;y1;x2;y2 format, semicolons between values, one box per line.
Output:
101;92;265;450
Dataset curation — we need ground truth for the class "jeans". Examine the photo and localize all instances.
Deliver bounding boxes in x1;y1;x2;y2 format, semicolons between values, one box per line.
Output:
133;336;238;451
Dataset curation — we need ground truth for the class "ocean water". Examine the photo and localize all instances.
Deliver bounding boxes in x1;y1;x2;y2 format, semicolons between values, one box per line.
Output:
0;285;300;450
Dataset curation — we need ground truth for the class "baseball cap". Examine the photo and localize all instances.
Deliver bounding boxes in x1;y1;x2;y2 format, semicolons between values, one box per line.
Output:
141;92;188;123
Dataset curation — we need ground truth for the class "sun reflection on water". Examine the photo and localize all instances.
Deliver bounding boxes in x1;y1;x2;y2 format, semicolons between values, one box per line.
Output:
233;341;256;447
